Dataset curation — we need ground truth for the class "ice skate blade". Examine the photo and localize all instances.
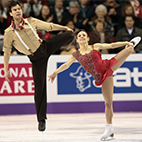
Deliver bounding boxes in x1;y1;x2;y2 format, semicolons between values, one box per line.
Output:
101;133;115;141
129;36;141;48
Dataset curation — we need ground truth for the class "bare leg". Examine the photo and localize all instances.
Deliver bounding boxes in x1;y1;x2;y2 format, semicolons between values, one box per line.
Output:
111;45;133;72
102;76;114;124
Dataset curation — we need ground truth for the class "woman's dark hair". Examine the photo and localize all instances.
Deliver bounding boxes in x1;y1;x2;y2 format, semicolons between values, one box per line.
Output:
74;29;88;38
7;0;21;13
39;5;52;18
72;29;88;49
122;4;135;17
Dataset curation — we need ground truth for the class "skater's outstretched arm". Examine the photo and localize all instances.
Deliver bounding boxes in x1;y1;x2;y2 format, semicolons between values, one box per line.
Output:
93;41;133;50
48;56;76;83
34;17;73;32
51;23;73;32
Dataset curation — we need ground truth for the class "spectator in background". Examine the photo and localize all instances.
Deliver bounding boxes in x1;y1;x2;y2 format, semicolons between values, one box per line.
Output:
23;0;42;17
105;0;121;36
1;0;8;14
115;15;142;53
49;0;76;8
50;0;68;25
37;5;53;22
60;44;76;55
88;19;113;54
91;4;115;37
117;0;142;18
48;0;56;7
0;0;8;55
79;0;95;31
40;0;49;6
118;4;142;30
90;0;105;6
105;0;121;13
37;5;53;40
79;0;95;20
0;0;8;34
60;20;79;55
129;0;142;18
62;1;85;30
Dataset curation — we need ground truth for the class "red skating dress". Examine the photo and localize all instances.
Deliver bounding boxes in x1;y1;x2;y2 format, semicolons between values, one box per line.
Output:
72;47;118;86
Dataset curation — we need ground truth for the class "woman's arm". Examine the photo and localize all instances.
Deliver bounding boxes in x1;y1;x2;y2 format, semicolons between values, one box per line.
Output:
48;55;76;83
93;41;132;50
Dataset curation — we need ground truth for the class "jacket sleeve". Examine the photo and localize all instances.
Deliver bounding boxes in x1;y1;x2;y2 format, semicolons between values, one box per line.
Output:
32;17;53;32
3;30;13;53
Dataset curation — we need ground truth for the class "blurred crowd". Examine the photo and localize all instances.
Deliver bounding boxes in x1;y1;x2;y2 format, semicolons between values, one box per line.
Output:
1;0;142;55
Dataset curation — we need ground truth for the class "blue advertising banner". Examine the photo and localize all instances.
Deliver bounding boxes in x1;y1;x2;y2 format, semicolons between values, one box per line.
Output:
57;61;142;94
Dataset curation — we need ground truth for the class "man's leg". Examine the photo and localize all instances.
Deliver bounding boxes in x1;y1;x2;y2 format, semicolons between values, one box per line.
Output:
28;31;73;131
28;49;48;131
32;58;47;131
32;60;47;122
43;31;74;55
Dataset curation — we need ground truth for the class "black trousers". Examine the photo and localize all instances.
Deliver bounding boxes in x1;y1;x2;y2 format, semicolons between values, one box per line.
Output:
28;31;74;122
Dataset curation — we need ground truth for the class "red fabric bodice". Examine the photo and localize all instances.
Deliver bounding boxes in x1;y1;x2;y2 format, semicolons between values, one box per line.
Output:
72;49;118;86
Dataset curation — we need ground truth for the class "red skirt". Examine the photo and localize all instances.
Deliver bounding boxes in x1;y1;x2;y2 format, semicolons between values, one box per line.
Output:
95;57;118;86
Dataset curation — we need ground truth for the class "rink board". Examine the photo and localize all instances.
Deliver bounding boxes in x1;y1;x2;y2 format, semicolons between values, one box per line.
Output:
0;54;142;115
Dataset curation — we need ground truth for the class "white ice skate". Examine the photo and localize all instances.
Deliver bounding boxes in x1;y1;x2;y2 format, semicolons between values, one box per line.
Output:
101;124;114;141
130;36;141;48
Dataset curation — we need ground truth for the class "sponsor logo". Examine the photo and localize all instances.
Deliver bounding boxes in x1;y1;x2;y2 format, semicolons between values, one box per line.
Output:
69;66;92;92
0;64;34;96
57;62;142;94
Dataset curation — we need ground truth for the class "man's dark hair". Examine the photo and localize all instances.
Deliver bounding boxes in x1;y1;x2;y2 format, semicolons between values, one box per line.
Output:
125;15;135;21
7;0;21;13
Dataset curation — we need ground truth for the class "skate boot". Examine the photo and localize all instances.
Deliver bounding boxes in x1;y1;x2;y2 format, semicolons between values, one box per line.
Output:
101;123;114;141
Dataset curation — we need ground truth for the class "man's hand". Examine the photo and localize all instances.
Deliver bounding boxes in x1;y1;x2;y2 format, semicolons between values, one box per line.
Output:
65;27;74;32
5;70;11;82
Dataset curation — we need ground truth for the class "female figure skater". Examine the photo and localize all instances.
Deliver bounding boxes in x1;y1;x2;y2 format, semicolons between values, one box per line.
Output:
48;30;135;140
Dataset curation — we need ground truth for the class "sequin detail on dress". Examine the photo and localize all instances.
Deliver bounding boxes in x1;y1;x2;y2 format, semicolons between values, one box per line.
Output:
72;49;118;86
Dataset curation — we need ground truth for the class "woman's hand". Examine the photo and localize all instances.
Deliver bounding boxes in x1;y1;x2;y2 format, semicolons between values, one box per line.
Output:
48;72;57;83
128;42;134;46
125;42;134;50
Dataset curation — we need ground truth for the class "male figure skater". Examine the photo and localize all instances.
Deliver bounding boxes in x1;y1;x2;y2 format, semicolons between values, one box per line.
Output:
3;0;74;131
